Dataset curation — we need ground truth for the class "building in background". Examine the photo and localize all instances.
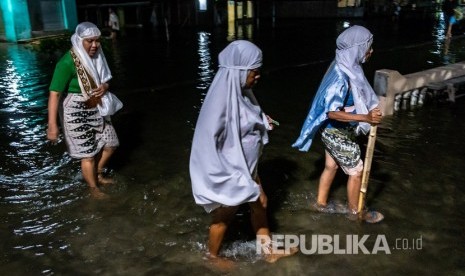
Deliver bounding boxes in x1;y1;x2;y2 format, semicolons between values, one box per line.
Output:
0;0;78;42
1;0;441;43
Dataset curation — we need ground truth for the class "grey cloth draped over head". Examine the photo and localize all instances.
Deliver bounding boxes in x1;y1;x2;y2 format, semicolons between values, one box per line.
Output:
71;22;112;93
335;25;379;135
189;40;270;213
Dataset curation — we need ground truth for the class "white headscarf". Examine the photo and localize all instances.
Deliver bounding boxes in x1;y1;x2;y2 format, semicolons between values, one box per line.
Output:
335;25;379;135
71;22;112;88
189;40;269;213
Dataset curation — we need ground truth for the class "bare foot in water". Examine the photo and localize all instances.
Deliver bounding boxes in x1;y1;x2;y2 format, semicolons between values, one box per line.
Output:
205;254;235;273
347;210;384;224
97;173;113;186
263;246;299;263
90;187;109;199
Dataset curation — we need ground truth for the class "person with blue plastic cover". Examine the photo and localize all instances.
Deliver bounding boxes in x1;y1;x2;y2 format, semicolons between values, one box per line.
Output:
292;25;384;223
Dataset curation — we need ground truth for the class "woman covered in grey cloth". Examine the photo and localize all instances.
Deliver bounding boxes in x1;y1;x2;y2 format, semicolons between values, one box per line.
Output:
189;40;296;266
47;22;119;199
292;25;384;223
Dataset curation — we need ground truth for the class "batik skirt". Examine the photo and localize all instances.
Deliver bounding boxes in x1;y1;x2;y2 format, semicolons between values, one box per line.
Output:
62;93;119;159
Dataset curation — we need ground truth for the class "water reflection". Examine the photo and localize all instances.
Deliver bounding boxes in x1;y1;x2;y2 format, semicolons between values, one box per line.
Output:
0;45;67;180
228;22;254;41
190;31;214;130
429;10;459;65
0;44;79;244
433;11;447;40
196;31;213;91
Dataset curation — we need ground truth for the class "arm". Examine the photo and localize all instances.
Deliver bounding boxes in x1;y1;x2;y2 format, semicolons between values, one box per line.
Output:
47;91;61;141
327;107;383;125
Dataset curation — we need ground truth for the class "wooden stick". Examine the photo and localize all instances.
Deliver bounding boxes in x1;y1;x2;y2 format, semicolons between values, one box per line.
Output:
358;125;378;219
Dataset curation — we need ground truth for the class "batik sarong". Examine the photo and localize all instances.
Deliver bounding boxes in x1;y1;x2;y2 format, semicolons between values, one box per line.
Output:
62;93;119;159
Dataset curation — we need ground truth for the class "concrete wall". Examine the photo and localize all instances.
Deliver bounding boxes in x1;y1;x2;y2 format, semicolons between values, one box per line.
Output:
374;61;465;115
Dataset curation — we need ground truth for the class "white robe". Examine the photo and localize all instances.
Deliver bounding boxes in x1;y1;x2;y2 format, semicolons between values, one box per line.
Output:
189;40;270;213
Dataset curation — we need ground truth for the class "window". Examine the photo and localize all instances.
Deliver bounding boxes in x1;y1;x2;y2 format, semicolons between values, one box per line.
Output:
199;0;207;11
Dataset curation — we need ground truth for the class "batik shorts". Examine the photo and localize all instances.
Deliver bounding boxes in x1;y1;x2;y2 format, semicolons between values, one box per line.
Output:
320;126;363;175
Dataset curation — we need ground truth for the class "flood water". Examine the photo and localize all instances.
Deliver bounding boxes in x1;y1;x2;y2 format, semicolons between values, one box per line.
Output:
1;13;465;275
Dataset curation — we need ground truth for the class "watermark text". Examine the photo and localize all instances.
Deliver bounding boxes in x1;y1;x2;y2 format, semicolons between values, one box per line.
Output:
257;234;423;255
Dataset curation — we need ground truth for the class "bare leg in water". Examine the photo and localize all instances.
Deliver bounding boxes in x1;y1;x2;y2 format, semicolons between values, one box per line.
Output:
207;187;297;268
207;206;238;271
96;147;116;185
316;151;339;207
81;157;108;199
317;150;364;212
316;151;382;222
249;199;298;263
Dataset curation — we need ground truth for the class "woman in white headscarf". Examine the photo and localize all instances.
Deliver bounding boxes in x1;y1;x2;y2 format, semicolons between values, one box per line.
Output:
292;25;383;223
190;40;295;263
47;22;119;199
